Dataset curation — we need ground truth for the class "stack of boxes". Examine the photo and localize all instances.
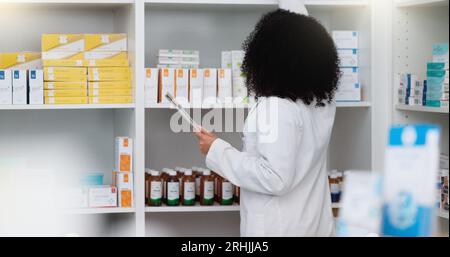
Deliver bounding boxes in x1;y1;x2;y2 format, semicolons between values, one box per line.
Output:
332;31;361;102
0;52;42;105
397;73;423;106
113;137;134;208
41;33;132;105
158;49;200;69
221;50;248;103
440;154;449;215
425;43;449;108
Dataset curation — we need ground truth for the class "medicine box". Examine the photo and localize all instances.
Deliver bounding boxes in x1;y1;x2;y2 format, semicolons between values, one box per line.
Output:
175;69;189;103
221;51;232;69
45;81;87;90
45;89;87;97
83;51;128;60
335;83;361;102
89;96;133;104
43;59;129;68
432;43;449;64
337;49;358;67
89;81;131;90
42;34;84;52
159;68;175;103
84;34;127;52
43;59;85;67
44;67;87;82
113;172;134;208
159;56;200;65
0;70;12;105
332;31;359;49
203;68;217;104
88;186;117;208
217;68;232;103
383;125;440;237
41;52;84;61
28;70;44;105
115;137;133;173
0;52;42;70
12;70;27;105
88;88;132;97
144;68;159;104
232;76;248;103
231;51;245;72
340;67;359;85
159;49;199;58
45;96;89;104
189;68;204;106
88;67;130;81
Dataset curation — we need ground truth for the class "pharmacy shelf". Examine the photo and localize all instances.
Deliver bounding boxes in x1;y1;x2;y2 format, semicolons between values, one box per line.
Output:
395;104;449;114
438;210;449;219
144;0;369;7
396;0;449;8
332;203;341;209
145;203;240;212
0;104;135;110
145;102;371;109
60;207;136;215
0;0;134;4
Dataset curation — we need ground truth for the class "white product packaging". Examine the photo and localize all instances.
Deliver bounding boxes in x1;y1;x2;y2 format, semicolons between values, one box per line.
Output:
203;68;217;105
88;186;117;208
332;31;359;49
337;49;358;67
159;68;175;103
233;76;248;103
231;50;245;72
144;68;159;104
189;68;203;107
12;70;27;105
335;83;361;102
217;68;232;103
221;51;232;69
175;68;189;104
382;125;440;237
115;137;133;173
0;70;12;105
113;171;134;208
336;171;382;237
340;67;359;85
28;69;44;105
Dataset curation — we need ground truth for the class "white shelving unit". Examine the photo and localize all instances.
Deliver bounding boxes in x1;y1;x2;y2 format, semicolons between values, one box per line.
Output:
392;0;449;236
0;0;394;237
61;207;136;215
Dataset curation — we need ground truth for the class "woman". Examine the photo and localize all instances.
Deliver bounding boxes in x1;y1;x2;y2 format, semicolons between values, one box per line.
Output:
195;5;340;237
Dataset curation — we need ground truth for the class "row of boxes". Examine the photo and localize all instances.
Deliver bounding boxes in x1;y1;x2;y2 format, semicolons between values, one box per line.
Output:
42;34;127;53
157;49;200;69
145;68;239;105
0;52;42;70
0;69;43;105
332;31;361;102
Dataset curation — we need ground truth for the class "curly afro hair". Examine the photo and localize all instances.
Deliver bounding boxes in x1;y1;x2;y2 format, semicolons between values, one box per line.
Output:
242;9;340;107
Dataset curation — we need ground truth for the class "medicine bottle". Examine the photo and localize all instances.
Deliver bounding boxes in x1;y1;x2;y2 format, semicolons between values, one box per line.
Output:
213;171;220;202
219;178;234;205
161;168;171;203
149;170;163;206
200;169;214;205
181;169;196;206
234;186;240;204
145;169;150;204
329;173;340;203
193;167;202;201
166;169;180;206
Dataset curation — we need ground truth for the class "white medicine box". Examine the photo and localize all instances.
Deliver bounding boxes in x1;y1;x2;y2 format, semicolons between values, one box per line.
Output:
340;67;359;85
0;70;12;105
28;69;44;105
12;70;27;105
175;69;189;104
88;186;117;208
338;49;358;67
159;68;175;103
189;69;203;107
144;68;159;104
333;31;359;49
203;68;217;104
335;83;361;102
217;68;232;103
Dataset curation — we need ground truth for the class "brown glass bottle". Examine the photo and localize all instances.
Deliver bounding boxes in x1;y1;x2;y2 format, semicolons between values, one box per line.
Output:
200;169;214;206
234;186;240;204
161;168;170;204
193;167;201;201
145;170;150;204
165;169;180;206
148;170;163;206
181;169;196;206
219;178;234;205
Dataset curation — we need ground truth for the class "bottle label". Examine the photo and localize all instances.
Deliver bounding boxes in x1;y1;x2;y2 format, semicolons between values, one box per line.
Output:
221;182;234;205
203;181;214;204
167;182;180;205
183;182;195;205
150;181;162;205
195;177;201;196
330;183;340;194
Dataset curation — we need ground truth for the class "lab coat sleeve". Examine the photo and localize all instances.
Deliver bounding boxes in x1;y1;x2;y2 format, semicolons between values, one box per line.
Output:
206;100;302;196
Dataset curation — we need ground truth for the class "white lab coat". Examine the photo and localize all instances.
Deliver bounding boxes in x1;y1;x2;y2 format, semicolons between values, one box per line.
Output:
206;97;336;237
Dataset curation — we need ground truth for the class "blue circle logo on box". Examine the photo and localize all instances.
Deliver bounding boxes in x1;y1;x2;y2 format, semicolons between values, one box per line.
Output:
387;191;417;229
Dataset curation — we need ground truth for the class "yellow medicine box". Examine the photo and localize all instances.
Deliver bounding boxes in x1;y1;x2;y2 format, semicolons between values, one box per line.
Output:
41;52;84;60
89;88;132;97
45;96;89;104
0;52;41;69
88;81;131;90
44;81;87;90
42;34;84;52
88;67;130;81
85;59;129;67
44;89;88;97
44;67;87;82
43;59;86;67
84;34;127;52
89;96;133;104
83;51;128;60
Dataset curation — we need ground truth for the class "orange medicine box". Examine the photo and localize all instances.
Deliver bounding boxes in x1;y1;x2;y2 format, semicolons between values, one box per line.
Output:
115;137;133;173
113;171;134;208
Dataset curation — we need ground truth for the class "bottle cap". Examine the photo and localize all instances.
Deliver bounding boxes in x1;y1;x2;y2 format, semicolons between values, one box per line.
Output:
331;174;338;179
150;170;160;176
175;167;184;172
184;169;193;176
203;169;211;176
162;168;171;174
168;170;177;176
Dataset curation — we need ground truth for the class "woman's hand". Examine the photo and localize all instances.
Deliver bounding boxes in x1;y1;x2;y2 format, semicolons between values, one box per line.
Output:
194;128;218;155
